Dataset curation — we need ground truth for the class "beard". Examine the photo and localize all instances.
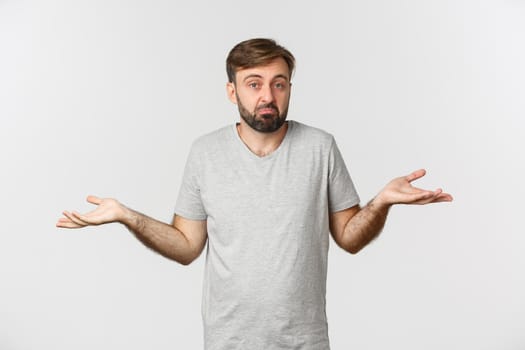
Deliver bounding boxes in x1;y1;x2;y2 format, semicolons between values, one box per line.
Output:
236;93;289;133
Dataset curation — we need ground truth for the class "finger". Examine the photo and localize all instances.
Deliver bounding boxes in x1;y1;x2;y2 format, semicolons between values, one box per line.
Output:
56;216;84;228
56;218;84;229
401;190;435;204
424;188;445;197
443;193;453;201
413;191;453;205
72;210;108;225
422;189;446;201
71;211;96;225
86;195;102;205
402;185;433;194
430;193;454;203
63;211;88;227
405;169;426;183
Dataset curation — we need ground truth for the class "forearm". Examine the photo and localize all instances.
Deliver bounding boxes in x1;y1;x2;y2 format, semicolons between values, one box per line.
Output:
121;207;196;265
340;198;391;254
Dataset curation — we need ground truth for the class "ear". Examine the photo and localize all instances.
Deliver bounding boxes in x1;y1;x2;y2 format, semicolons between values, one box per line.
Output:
226;82;237;105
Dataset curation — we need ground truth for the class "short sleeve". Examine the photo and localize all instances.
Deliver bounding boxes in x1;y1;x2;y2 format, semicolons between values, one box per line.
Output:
328;138;360;212
174;142;208;220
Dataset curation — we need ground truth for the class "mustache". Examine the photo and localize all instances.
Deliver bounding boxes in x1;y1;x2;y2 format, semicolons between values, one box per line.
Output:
256;103;279;113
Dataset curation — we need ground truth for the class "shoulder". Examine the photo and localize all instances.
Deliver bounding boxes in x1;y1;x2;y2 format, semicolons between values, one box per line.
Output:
289;120;335;148
190;124;233;153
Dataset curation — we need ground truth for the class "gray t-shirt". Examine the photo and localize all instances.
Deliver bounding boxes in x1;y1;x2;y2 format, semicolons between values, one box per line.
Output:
175;120;360;350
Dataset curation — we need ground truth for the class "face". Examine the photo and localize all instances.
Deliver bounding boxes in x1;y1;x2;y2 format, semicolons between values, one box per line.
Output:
227;58;291;133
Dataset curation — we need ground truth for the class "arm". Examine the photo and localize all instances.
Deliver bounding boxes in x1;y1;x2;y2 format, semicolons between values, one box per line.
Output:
56;195;207;265
329;169;453;254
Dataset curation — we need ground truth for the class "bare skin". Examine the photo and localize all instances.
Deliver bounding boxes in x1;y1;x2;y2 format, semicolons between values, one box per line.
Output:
329;169;453;254
56;169;452;262
56;58;453;262
57;198;207;265
226;58;291;157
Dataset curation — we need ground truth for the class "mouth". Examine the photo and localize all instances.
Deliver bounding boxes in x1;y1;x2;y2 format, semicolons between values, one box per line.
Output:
256;106;278;117
258;108;276;115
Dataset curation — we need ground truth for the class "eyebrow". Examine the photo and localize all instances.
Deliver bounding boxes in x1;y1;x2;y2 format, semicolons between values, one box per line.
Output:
242;74;289;82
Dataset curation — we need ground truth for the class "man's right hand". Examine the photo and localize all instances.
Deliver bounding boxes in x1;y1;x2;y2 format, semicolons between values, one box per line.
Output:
56;195;126;228
56;195;208;265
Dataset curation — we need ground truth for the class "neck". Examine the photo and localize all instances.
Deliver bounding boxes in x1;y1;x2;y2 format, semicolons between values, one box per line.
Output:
236;120;289;157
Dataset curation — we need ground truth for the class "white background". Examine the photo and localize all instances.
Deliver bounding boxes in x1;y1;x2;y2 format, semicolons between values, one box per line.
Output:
1;0;524;349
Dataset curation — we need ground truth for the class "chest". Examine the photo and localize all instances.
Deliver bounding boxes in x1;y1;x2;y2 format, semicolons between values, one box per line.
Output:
199;148;329;229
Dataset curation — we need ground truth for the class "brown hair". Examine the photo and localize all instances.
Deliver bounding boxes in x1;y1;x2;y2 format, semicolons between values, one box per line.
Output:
226;38;295;83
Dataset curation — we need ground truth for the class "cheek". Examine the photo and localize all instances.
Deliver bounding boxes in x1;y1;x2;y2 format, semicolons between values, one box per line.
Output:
239;93;257;108
277;92;291;107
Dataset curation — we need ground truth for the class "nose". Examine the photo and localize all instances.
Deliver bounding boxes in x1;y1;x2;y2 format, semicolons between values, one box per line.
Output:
260;84;275;103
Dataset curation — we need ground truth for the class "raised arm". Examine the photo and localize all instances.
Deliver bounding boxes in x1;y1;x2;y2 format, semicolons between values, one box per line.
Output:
56;196;207;265
329;169;453;254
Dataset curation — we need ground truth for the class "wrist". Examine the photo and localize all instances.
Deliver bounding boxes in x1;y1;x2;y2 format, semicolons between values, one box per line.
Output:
369;194;392;211
120;205;137;227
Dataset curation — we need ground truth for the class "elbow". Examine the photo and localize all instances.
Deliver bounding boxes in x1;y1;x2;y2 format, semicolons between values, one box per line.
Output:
175;259;193;266
178;254;198;266
177;248;204;266
346;245;362;255
334;236;363;254
340;233;379;254
343;241;364;255
157;249;198;266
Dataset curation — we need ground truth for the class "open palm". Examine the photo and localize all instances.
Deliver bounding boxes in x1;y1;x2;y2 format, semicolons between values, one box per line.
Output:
377;169;453;206
56;196;125;228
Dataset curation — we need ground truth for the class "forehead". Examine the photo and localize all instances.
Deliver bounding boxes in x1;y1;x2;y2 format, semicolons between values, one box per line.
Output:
235;58;290;82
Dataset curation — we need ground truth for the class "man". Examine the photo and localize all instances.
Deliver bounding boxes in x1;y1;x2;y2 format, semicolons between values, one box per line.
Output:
57;38;452;349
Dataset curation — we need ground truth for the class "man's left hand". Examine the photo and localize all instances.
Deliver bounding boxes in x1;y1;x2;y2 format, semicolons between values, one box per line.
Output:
374;169;453;207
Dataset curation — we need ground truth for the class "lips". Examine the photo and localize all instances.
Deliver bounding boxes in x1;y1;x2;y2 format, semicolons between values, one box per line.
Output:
258;108;277;115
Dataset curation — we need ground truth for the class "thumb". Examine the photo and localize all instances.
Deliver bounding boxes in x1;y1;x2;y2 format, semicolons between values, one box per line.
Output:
86;195;102;205
406;169;426;183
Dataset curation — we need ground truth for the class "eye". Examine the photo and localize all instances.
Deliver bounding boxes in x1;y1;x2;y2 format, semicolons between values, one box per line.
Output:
248;82;259;89
274;81;287;89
